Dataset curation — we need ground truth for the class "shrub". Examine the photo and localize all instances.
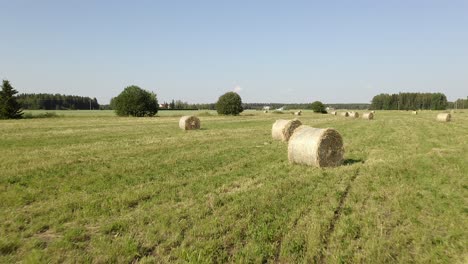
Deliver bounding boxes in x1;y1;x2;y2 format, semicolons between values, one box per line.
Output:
216;92;243;115
23;112;59;119
311;101;327;113
112;86;158;117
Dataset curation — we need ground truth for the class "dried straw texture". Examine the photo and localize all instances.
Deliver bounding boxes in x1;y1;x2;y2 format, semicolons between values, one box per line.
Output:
362;112;374;120
288;126;344;167
412;111;418;115
349;112;359;118
436;113;451;122
272;119;302;142
341;112;349;117
179;116;201;130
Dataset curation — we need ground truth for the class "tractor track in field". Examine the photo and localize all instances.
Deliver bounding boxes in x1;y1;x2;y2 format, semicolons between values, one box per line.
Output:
273;168;361;263
315;168;361;264
273;206;314;263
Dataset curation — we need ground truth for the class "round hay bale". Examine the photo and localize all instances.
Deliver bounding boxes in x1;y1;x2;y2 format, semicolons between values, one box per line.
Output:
264;110;269;113
436;113;451;122
340;112;349;117
412;111;418;115
294;111;302;116
330;111;337;115
349;112;359;118
272;119;302;142
288;126;344;167
179;116;201;130
370;110;375;114
362;112;374;120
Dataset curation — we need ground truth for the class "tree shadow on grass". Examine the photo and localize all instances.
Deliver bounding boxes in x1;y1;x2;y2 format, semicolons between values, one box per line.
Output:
344;159;364;165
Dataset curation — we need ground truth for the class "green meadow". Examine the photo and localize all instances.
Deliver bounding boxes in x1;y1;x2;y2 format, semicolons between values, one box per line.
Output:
1;110;467;263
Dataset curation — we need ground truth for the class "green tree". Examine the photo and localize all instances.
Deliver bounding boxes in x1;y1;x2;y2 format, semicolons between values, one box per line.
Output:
216;92;243;115
310;101;326;113
0;80;23;119
112;86;158;117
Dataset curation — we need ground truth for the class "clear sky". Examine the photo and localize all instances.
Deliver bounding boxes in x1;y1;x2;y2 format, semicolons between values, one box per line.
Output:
1;0;467;104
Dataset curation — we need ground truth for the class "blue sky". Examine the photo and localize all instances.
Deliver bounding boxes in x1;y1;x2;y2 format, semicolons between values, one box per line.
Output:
1;0;467;104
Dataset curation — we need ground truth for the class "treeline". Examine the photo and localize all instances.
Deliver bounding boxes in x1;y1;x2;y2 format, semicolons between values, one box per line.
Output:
156;102;370;110
158;100;208;110
241;103;369;110
447;98;468;109
242;103;311;110
326;103;370;110
371;93;448;110
17;93;100;110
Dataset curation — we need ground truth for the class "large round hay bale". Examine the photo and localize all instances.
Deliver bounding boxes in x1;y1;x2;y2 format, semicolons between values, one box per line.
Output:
330;111;337;115
340;112;349;117
288;126;344;167
436;113;451;122
362;112;374;120
349;112;359;118
179;116;201;130
294;110;302;116
412;111;418;115
272;119;302;142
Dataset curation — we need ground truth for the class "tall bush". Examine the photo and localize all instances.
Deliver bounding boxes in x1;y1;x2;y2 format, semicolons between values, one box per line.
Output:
112;86;158;117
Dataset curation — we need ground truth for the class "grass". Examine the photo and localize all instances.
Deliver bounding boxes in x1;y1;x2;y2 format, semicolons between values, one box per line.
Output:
0;110;467;263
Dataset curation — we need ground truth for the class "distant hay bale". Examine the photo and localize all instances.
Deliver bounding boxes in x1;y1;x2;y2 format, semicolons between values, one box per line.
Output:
412;111;418;115
340;112;349;117
436;113;451;122
288;126;344;167
349;112;359;118
330;111;337;115
362;112;374;120
264;110;268;113
294;110;302;116
370;110;375;113
272;119;302;142
179;116;201;130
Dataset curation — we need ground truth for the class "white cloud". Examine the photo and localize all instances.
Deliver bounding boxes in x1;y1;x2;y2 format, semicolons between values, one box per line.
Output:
233;85;242;93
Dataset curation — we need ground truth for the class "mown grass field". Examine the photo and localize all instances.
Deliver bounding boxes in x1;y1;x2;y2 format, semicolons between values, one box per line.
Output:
1;110;467;263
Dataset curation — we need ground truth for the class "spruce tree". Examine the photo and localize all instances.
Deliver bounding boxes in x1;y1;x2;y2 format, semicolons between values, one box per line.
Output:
0;80;23;119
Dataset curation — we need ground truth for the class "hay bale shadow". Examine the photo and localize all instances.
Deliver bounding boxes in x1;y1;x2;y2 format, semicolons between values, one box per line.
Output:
344;159;364;165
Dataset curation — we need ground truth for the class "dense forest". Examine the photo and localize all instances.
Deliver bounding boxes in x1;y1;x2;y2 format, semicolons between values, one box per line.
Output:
370;93;448;110
16;93;99;110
